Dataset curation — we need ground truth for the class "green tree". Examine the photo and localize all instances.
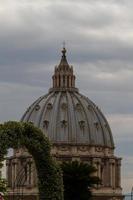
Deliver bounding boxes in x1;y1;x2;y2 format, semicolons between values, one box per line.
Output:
0;178;7;195
0;121;63;200
61;161;101;200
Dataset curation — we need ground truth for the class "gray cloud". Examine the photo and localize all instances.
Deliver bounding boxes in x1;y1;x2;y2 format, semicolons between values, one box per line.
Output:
0;0;133;194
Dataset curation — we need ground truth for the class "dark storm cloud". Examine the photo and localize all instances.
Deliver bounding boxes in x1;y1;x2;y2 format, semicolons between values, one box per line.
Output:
0;0;133;65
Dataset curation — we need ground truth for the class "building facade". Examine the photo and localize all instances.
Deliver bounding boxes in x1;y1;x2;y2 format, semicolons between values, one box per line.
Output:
7;48;124;200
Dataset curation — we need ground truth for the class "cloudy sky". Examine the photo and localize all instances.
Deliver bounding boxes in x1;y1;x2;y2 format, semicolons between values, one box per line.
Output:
0;0;133;194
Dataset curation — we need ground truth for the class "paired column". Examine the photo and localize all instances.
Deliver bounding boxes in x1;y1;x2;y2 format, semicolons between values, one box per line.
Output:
115;159;121;188
27;160;33;186
6;160;12;187
109;159;118;188
11;160;17;188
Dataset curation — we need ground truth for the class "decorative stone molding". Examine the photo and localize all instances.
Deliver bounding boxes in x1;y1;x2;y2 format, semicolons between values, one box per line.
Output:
95;147;103;152
94;122;99;130
79;120;85;129
61;102;67;110
88;105;92;110
43;120;49;128
35;104;40;111
76;103;81;111
58;145;71;152
77;146;90;152
47;103;53;110
61;120;67;128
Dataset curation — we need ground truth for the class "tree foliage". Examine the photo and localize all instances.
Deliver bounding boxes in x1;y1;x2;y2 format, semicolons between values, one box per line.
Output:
0;178;7;195
61;161;101;200
0;121;63;200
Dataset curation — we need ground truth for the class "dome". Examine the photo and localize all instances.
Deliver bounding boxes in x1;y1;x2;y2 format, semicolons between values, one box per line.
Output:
21;48;114;149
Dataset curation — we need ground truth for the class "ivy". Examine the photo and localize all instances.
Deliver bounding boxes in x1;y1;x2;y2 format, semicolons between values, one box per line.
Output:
0;121;63;200
0;178;7;195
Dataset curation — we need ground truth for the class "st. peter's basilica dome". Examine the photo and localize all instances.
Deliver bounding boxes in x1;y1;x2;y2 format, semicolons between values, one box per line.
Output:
21;48;114;149
7;48;123;200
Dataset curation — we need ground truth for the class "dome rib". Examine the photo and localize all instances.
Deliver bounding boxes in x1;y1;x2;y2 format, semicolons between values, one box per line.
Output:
92;106;107;146
98;109;114;148
73;92;91;144
47;94;57;140
66;91;77;143
21;95;46;122
50;92;62;142
37;92;53;128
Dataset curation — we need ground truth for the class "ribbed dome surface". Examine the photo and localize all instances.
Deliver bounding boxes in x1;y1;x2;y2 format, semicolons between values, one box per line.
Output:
21;48;114;148
21;91;114;148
